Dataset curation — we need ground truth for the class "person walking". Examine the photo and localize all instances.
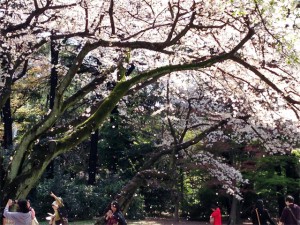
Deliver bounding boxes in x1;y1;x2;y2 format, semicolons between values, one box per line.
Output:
251;199;275;225
210;204;222;225
279;195;300;225
3;199;32;225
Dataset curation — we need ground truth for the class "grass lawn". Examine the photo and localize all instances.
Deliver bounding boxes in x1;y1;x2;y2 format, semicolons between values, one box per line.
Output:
38;218;205;225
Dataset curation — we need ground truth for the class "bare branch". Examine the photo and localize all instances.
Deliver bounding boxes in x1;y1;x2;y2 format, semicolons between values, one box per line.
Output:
109;0;116;35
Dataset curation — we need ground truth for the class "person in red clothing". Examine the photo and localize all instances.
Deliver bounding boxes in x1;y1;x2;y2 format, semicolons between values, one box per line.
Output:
105;209;118;225
210;204;222;225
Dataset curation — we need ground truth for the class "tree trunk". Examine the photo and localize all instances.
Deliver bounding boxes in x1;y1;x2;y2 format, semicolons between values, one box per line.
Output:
228;196;238;225
2;98;13;149
174;193;180;221
45;38;59;178
1;97;13;203
285;158;300;203
50;38;59;109
275;164;285;217
88;128;99;185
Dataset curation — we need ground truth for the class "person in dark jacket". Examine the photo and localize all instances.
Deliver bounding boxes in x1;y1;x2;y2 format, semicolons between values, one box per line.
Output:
110;201;127;225
251;199;275;225
279;195;300;225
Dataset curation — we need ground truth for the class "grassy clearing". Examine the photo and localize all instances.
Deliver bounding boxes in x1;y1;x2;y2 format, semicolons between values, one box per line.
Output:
38;219;203;225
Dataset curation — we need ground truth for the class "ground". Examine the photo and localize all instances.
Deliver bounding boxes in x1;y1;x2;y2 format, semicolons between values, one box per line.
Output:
129;218;203;225
34;218;253;225
127;218;252;225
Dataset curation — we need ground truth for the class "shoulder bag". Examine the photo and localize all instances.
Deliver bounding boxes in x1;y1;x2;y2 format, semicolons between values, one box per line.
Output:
255;208;261;225
286;206;300;225
32;217;39;225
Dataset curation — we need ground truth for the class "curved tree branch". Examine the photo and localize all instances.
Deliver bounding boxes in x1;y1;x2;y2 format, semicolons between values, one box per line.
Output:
230;55;300;105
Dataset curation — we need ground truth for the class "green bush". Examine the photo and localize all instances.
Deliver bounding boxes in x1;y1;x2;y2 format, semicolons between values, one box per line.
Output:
126;193;145;220
31;174;129;221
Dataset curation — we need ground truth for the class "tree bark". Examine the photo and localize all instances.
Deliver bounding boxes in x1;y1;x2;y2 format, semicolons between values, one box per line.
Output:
285;158;300;204
45;38;59;179
88;129;99;185
49;39;59;110
275;164;285;217
2;98;13;149
228;196;238;225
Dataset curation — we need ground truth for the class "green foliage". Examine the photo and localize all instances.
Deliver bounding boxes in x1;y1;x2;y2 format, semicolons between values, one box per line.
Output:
126;193;146;220
33;174;128;221
98;115;139;174
243;154;300;215
254;155;299;185
180;186;226;221
141;187;173;217
291;149;300;157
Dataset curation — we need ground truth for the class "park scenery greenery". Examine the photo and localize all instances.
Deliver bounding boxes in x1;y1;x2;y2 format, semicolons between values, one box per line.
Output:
0;0;300;225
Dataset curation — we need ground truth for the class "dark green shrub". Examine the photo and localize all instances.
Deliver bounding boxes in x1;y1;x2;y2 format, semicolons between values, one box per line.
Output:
32;174;128;221
126;193;145;220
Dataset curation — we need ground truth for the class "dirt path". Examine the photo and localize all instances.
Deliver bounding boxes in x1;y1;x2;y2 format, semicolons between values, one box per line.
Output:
128;218;252;225
129;218;206;225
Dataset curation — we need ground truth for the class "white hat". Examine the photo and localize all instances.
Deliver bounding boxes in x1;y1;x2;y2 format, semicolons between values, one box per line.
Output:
52;201;58;207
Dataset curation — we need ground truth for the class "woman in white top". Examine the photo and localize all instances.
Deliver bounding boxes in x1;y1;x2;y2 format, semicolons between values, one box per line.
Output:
3;199;32;225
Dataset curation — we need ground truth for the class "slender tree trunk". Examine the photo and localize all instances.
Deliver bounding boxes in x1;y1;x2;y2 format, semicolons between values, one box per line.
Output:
275;165;285;217
277;194;285;219
49;39;59;109
2;98;13;149
170;148;180;222
1;98;13;197
285;158;300;203
179;168;184;216
228;196;238;225
174;192;179;221
0;145;5;200
88;129;99;185
45;38;59;178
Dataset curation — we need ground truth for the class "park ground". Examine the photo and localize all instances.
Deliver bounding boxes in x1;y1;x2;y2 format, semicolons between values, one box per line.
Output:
57;218;253;225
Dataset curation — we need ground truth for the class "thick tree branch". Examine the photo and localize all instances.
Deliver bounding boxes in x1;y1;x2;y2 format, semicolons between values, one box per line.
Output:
230;55;300;105
46;27;254;160
7;42;94;180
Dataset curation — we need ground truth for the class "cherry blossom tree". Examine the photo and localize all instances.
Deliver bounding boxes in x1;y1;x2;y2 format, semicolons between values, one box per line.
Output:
0;0;300;216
